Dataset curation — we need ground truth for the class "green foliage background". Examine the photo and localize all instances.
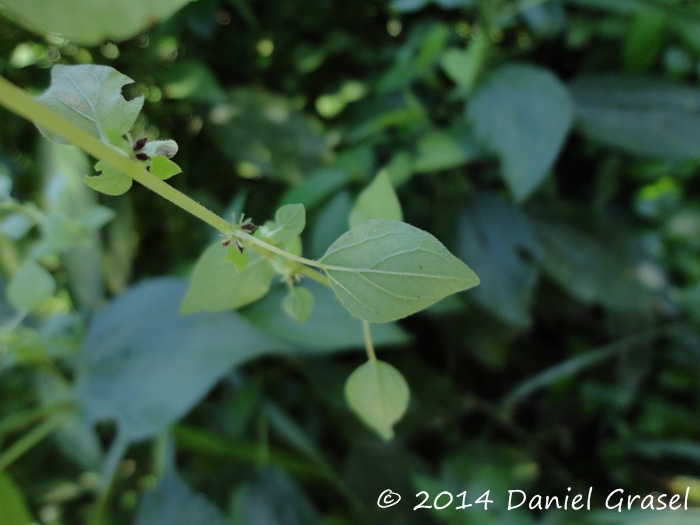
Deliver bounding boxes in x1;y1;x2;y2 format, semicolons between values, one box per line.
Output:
2;0;700;523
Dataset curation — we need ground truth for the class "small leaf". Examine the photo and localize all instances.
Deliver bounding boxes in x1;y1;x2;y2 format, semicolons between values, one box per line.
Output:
84;161;132;196
345;360;409;440
226;245;249;271
37;64;144;143
348;171;403;229
319;219;479;322
142;139;179;159
467;64;573;202
0;471;33;525
7;259;55;312
440;38;489;92
282;286;315;323
181;243;275;314
150;156;182;180
275;204;306;237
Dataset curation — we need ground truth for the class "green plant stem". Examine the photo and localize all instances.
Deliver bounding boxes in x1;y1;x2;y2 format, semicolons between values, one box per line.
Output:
0;413;66;470
0;75;330;287
362;321;377;362
0;402;73;439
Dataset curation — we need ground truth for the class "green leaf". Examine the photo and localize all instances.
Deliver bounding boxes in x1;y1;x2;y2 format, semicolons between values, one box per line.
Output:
280;168;348;210
84;161;133;196
0;471;33;525
162;60;226;103
309;191;352;259
623;11;666;71
240;281;409;352
0;0;191;45
37;65;144;143
181;243;275;314
274;203;306;241
150;156;182;180
348;171;403;229
411;130;478;173
458;192;542;328
7;259;55;312
571;75;700;158
135;475;230;525
75;279;286;441
440;37;489;92
345;360;409;440
467;64;574;202
226;245;249;271
282;286;315;323
319;219;479;322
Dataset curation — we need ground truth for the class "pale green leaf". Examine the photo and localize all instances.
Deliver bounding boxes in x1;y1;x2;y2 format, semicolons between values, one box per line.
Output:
467;64;573;202
348;171;402;229
142;139;179;159
440;37;489;91
0;471;33;525
84;161;132;196
7;259;55;312
150;156;182;180
37;65;144;143
0;0;191;46
282;286;314;323
181;243;274;314
319;219;479;322
345;360;409;440
226;245;249;271
275;203;306;237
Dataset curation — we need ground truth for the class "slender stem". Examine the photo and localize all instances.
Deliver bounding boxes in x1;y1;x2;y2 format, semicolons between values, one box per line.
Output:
0;413;66;470
0;402;72;439
362;321;377;362
0;76;332;287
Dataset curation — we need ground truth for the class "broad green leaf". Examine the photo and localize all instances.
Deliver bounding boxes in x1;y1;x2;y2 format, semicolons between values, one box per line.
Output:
467;64;574;202
571;75;700;158
319;219;479;322
280;168;348;210
75;279;286;441
181;243;274;314
150;156;182;180
282;286;314;323
37;65;144;143
274;203;306;241
134;475;230;525
240;280;409;352
0;0;191;45
345;360;409;440
84;161;132;196
458;193;542;327
7;259;55;312
348;171;402;229
226;245;249;271
0;471;33;525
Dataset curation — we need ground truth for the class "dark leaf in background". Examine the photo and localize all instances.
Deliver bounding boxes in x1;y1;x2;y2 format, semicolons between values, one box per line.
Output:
533;211;669;314
458;192;542;327
206;89;329;183
232;468;322;525
134;475;230;525
571;75;700;158
468;65;574;202
74;279;287;442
